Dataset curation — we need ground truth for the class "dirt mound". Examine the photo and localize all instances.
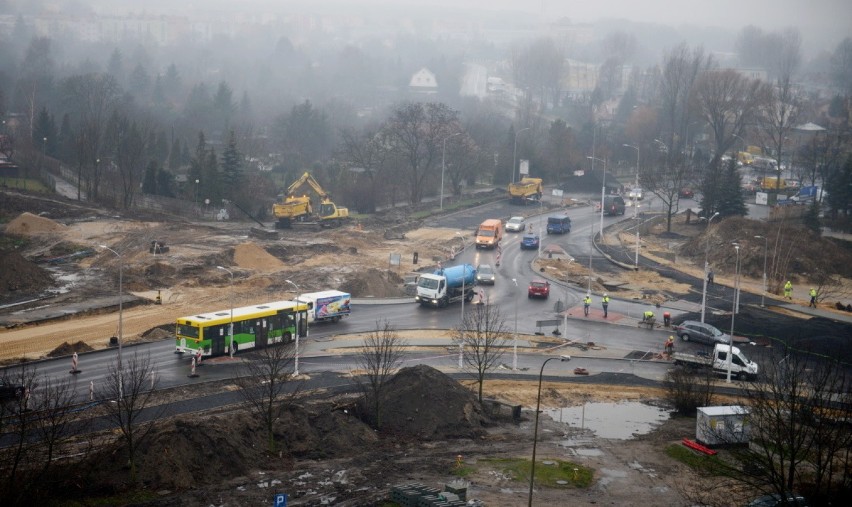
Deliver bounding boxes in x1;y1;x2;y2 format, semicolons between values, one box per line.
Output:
0;250;54;299
364;364;490;440
233;242;285;271
46;341;95;357
4;211;65;236
340;268;406;297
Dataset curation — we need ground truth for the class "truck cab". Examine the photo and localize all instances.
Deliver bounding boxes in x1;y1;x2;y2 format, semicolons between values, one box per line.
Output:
673;344;759;380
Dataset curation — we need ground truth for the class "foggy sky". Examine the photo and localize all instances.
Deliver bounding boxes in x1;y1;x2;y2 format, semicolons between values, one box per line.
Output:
373;0;851;54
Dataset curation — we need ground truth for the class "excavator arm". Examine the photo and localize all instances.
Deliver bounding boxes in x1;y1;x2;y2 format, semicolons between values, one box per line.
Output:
286;171;330;200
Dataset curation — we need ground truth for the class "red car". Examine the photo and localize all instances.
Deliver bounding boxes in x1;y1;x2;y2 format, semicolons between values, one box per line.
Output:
679;188;694;198
528;279;550;299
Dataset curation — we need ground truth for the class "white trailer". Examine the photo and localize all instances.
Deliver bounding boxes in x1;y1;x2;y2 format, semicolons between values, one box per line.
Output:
295;290;351;323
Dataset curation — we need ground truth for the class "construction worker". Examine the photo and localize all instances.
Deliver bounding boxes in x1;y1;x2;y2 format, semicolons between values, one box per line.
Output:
601;293;610;318
809;287;817;308
642;310;655;322
583;294;592;316
784;280;793;300
664;336;675;355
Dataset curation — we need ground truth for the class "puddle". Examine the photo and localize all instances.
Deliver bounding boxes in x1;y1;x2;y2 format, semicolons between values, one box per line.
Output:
546;401;670;439
574;448;603;457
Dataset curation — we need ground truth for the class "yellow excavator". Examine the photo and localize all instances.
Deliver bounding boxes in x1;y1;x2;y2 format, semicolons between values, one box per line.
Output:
272;171;349;229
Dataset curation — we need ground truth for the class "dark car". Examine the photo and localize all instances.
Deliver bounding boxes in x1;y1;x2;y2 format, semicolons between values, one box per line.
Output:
521;232;540;250
673;320;731;345
0;378;27;404
746;493;809;507
528;279;550;299
475;263;496;285
546;214;572;234
603;195;626;216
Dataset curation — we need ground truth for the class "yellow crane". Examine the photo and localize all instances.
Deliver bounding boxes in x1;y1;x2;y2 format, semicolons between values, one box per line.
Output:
272;172;349;229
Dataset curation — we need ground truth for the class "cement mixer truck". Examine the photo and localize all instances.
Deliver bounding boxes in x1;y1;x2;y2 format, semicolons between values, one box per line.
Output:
415;264;476;308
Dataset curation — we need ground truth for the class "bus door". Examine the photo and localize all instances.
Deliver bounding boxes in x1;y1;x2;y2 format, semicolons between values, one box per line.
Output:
256;319;268;348
211;326;226;356
298;309;308;337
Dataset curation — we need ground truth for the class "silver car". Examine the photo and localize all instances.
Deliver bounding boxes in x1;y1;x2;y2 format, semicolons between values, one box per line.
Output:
475;264;496;285
674;320;731;345
506;216;525;232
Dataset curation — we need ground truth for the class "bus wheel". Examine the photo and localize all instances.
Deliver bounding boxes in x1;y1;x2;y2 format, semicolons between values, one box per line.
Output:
284;332;292;343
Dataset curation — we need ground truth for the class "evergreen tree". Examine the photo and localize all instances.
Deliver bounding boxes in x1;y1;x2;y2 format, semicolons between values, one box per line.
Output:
202;147;221;203
221;130;243;193
803;199;821;234
142;160;158;194
107;48;124;84
32;107;57;156
58;113;74;163
699;161;723;217
163;63;181;100
128;63;151;100
154;130;169;166
213;81;235;132
716;157;748;217
826;156;852;219
181;141;191;167
188;131;207;188
156;168;175;197
168;137;181;171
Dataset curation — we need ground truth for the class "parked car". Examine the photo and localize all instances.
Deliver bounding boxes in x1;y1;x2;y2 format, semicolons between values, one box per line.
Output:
528;279;550;299
475;263;496;285
628;187;644;200
0;378;26;404
505;216;526;232
521;232;540;250
679;187;694;198
746;493;809;507
673;320;731;345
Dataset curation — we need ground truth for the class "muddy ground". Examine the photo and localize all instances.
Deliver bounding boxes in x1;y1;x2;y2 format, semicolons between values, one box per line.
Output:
2;189;852;506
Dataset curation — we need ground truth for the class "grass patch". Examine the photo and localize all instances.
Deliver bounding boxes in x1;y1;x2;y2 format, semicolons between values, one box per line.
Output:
480;457;594;488
665;443;728;475
1;177;51;193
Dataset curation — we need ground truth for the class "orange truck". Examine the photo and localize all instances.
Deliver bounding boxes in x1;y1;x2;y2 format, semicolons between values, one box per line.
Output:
475;219;503;249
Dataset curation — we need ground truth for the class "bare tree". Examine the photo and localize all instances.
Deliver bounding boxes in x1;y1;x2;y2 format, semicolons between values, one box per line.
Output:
339;125;393;213
235;343;298;452
452;303;510;402
699;350;852;505
383;101;461;204
663;365;715;416
61;73;121;201
692;69;767;215
96;351;160;484
354;320;407;430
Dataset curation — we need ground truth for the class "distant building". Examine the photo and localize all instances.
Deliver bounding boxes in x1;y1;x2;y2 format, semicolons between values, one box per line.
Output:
409;68;438;95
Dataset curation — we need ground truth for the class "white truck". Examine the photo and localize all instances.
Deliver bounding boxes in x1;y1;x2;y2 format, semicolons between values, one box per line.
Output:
672;344;759;380
415;264;476;308
295;290;351;323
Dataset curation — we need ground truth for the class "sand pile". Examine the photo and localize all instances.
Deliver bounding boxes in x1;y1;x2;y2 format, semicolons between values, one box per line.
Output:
4;212;65;236
233;242;285;271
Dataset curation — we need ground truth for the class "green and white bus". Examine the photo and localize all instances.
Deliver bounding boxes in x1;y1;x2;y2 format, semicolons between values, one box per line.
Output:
175;300;308;357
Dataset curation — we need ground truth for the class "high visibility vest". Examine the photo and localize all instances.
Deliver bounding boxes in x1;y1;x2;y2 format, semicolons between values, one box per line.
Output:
644;311;654;319
809;289;816;297
584;297;591;305
785;282;792;291
602;296;610;304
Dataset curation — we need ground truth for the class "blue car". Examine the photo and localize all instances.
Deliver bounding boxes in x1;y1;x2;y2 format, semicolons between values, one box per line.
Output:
521;232;540;250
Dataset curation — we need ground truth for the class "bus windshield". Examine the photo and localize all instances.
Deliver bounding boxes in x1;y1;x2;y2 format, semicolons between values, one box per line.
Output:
177;324;199;338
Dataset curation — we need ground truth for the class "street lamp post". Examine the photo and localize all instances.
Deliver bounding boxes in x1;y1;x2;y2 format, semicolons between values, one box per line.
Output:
440;132;463;211
512;278;518;371
99;245;123;398
727;243;740;383
529;355;571;506
194;179;200;210
456;232;467;369
700;212;720;323
634;208;641;271
755;235;768;307
217;266;235;358
623;144;639;218
513;127;531;184
587;156;607;245
285;279;301;376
